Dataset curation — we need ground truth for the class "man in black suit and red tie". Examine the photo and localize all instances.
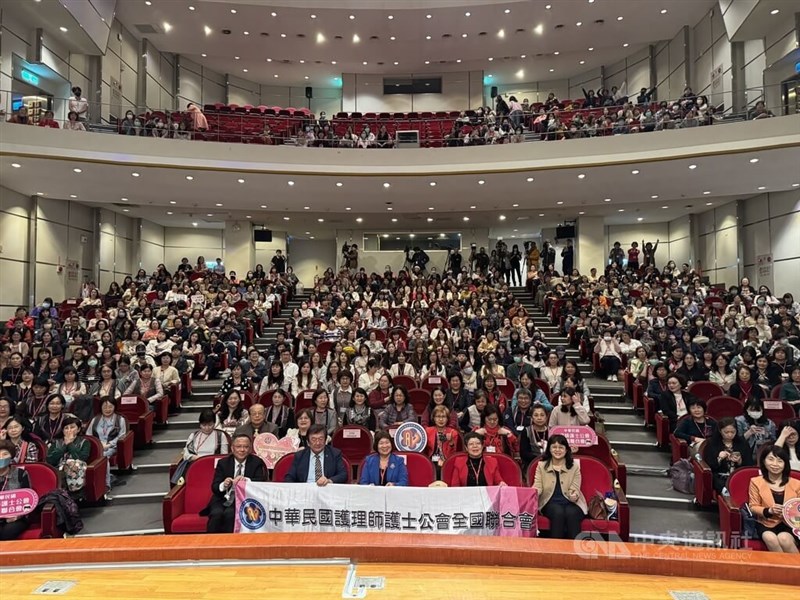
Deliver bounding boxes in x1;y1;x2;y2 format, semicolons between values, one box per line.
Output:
204;433;267;533
284;424;348;485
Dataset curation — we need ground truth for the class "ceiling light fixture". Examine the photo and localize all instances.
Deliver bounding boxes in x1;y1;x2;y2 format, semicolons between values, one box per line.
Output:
463;216;470;222
271;11;277;17
546;4;551;9
617;16;624;21
167;211;173;215
631;169;639;175
353;33;360;43
662;206;669;209
465;11;471;17
11;163;21;168
488;57;494;61
498;29;505;38
651;195;659;199
688;164;697;170
580;60;585;65
383;182;390;188
588;47;594;51
163;22;172;32
215;203;223;207
230;9;236;14
426;14;432;19
706;202;713;206
554;51;560;55
122;208;129;212
390;36;396;40
470;205;477;209
304;206;310;210
169;200;176;204
757;186;766;190
427;217;433;222
549;68;555;72
637;217;644;221
59;26;68;32
499;215;506;221
185;175;193;180
749;158;759;163
336;182;343;187
349;14;355;20
283;216;290;221
429;182;436;186
391;218;397;222
132;172;140;177
345;207;351;211
578;173;585;179
428;207;434;211
505;8;511;14
280;33;286;38
557;201;563;205
237;178;245;183
512;203;519;207
387;15;393;20
771;9;779;15
576;21;582;27
623;43;629;47
242;68;248;72
311;14;316;19
356;217;363;223
618;209;625;212
69;194;77;198
534;24;544;35
287;180;295;186
703;191;711;195
204;26;212;36
318;218;324;223
478;180;485;185
201;53;207;57
604;198;612;202
260;204;267;208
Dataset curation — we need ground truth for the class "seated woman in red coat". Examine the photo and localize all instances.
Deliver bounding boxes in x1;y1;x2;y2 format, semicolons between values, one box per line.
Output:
472;403;517;456
448;431;507;487
425;405;460;477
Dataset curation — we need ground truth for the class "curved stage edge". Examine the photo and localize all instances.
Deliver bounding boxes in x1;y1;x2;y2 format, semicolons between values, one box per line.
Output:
2;533;797;586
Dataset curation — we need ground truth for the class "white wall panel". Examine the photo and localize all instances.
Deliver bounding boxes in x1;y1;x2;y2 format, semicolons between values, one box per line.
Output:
742;222;771;264
0;260;28;307
668;237;691;266
774;259;800;299
769;189;800;217
771;211;800;262
742;193;768;224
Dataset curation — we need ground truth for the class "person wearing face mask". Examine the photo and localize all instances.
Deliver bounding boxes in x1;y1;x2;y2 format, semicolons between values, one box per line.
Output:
506;347;536;385
594;331;622;382
0;440;32;539
735;398;777;461
31;298;58;322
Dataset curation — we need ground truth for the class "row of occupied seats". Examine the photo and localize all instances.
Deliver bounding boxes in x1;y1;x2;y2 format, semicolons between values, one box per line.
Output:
163;449;628;540
203;104;313;118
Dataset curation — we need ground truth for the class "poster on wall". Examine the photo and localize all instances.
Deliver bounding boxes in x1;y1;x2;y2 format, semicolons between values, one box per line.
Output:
65;259;81;297
756;253;773;290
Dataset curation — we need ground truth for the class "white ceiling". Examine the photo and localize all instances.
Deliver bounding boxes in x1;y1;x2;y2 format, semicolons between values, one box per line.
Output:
109;0;718;87
2;144;798;240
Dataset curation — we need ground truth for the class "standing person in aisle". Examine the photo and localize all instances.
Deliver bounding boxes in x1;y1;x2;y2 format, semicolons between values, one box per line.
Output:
627;241;640;271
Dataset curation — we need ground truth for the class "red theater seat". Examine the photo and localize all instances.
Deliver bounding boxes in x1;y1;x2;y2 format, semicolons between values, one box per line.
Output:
82;435;110;503
16;463;60;539
118;395;155;448
442;452;523;487
331;425;374;474
687;381;725;402
528;456;630;541
163;454;230;534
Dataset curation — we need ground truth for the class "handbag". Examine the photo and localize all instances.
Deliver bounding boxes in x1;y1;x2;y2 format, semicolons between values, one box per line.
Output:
60;456;87;492
587;492;608;520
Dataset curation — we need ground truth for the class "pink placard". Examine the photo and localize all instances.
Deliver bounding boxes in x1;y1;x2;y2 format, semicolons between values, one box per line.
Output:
0;488;39;518
496;378;508;386
303;391;314;400
120;396;138;405
429;377;441;384
763;400;783;410
549;425;598;448
253;432;300;469
343;428;362;439
783;497;800;538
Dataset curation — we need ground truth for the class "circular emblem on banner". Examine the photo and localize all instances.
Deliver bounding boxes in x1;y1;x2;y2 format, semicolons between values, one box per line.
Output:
239;498;267;530
783;497;800;538
394;422;427;453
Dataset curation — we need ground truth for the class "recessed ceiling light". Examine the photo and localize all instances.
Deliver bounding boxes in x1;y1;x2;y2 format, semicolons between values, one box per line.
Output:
192;222;198;227
317;218;324;223
132;172;140;177
186;175;193;180
771;9;779;15
549;68;555;72
470;205;477;209
390;36;396;41
36;192;44;196
428;206;435;211
11;163;21;168
456;59;461;63
167;211;173;215
520;54;526;58
244;31;249;36
73;168;82;173
463;216;470;222
557;201;563;205
391;218;397;222
498;215;506;221
703;191;711;195
497;29;505;38
393;61;399;65
273;74;278;78
230;8;236;14
260;204;267;209
362;61;368;65
311;14;317;19
163;22;172;32
617;16;623;21
578;174;585;179
345;206;351;210
462;33;468;38
215;203;223;207
554;51;560;55
478;180;485;185
242;69;248;73
662;206;669;209
661;9;668;14
426;14;432;19
336;182;343;187
271;11;277;17
304;206;310;210
349;14;355;20
280;33;286;38
545;4;551;8
201;53;207;57
749;158;759;163
145;0;151;5
245;216;251;219
465;11;471;17
204;26;212;36
426;35;432;40
429;182;436;186
623;43;629;47
534;24;544;35
353;34;360;43
512;203;519;207
59;26;68;32
69;194;77;198
505;8;511;13
122;208;129;212
234;56;240;60
688;164;697;170
706;202;713;206
637;217;644;221
540;213;545;217
387;15;394;20
578;211;585;215
793;183;800;187
651;195;659;199
169;200;176;204
604;198;612;202
618;209;625;212
488;57;493;62
283;216;290;220
237;178;245;184
383;182;390;188
580;60;585;65
427;217;433;222
576;21;582;27
287;180;294;186
206;213;213;217
631;170;639;175
757;186;766;190
424;60;430;64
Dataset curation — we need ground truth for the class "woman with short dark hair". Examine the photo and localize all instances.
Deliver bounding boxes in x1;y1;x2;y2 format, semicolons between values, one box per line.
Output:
748;444;800;553
532;434;587;540
448;431;507;487
358;431;408;486
0;439;32;539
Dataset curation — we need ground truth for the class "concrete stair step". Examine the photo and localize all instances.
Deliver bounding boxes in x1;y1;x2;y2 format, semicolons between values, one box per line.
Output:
76;503;165;536
109;471;169;502
628;505;720;545
624;474;695;508
594;403;636;415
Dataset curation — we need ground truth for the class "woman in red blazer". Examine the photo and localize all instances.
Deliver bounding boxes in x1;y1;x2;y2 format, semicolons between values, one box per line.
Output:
448;431;508;487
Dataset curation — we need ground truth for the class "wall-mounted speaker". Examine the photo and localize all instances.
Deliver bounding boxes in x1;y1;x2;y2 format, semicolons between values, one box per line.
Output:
253;229;273;243
490;86;498;99
305;86;313;99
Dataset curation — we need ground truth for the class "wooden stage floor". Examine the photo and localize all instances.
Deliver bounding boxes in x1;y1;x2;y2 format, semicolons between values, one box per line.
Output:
1;562;796;600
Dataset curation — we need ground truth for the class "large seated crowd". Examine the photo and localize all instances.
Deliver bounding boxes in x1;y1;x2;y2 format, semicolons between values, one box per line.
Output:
0;239;797;552
4;83;777;148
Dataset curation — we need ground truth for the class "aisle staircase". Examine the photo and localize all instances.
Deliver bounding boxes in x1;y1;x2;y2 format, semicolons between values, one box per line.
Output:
510;287;719;546
77;295;304;536
78;288;719;545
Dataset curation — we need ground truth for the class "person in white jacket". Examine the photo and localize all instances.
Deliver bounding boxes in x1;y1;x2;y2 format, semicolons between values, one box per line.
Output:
549;387;591;427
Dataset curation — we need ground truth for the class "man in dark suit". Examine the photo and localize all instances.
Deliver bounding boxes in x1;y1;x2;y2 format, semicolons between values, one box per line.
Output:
284;424;348;485
205;433;267;533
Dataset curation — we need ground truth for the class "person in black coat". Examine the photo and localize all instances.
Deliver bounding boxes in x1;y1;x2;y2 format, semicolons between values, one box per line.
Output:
658;374;699;432
702;416;753;493
204;433;267;533
284;424;348;485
